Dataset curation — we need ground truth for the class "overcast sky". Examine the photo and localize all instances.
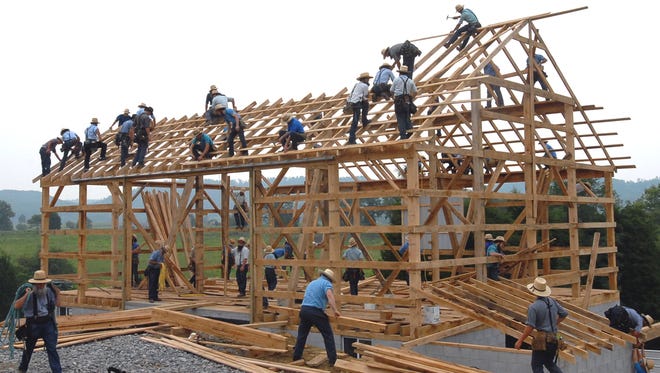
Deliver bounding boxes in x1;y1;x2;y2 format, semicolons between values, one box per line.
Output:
0;0;657;200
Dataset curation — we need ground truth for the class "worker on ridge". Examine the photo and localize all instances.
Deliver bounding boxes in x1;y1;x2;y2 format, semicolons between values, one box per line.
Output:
445;4;481;52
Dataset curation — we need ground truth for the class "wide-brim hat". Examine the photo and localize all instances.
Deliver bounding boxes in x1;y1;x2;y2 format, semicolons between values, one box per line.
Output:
645;358;655;370
281;113;293;123
484;233;494;241
357;72;373;81
321;268;336;282
214;103;226;110
379;63;392;69
193;128;203;137
494;236;505;242
28;270;51;284
348;237;357;246
210;85;217;90
398;65;410;74
643;314;655;328
238;236;246;243
60;128;69;135
138;102;147;108
229;239;236;245
455;4;464;12
264;245;274;254
90;118;99;124
381;47;390;57
527;277;552;296
123;108;130;114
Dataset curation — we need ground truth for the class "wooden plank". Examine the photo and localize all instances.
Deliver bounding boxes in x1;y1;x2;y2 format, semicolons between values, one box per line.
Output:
582;232;600;308
151;308;287;350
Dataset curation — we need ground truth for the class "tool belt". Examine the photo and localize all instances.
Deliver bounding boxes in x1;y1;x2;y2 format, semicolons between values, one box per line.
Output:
531;330;558;351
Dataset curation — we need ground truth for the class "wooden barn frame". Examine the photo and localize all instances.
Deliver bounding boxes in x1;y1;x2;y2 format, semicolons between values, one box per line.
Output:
34;8;636;355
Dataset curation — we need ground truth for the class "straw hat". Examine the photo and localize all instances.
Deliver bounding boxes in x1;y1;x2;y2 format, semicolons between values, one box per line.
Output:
264;245;274;254
455;4;464;12
193;128;203;137
214;103;226;110
90;118;99;124
123;108;130;114
348;237;357;246
229;239;236;245
320;268;336;283
281;113;293;123
60;128;69;135
645;358;655;370
527;277;552;297
138;102;147;108
381;47;390;57
398;65;410;74
28;270;51;284
484;233;494;241
379;63;392;70
357;72;373;81
643;314;655;328
494;236;506;242
210;85;217;90
238;236;246;243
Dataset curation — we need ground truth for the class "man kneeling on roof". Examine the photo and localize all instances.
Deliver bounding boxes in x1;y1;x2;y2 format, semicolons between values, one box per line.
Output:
278;113;306;151
190;129;217;161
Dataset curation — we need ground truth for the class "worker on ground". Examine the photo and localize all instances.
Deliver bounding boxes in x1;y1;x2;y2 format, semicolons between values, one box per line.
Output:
14;270;63;373
515;277;568;373
347;72;372;145
146;242;167;303
293;269;341;366
445;4;481;52
279;113;306;151
391;65;417;140
486;236;506;281
342;237;365;295
232;237;250;297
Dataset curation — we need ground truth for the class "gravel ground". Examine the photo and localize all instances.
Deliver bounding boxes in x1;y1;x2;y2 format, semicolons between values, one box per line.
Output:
0;334;247;373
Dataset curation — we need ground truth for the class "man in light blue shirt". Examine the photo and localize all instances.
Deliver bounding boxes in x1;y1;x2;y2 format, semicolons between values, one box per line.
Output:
372;63;395;101
445;4;481;52
293;269;341;366
391;65;418;140
215;104;248;157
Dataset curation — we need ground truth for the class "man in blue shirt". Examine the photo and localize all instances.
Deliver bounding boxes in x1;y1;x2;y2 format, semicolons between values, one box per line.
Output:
445;4;481;52
131;234;141;287
146;242;167;303
118;116;134;167
293;269;341;366
14;270;62;373
110;108;131;129
347;72;372;145
527;54;549;91
372;63;395;101
486;236;506;280
190;129;216;160
515;277;569;373
83;117;108;172
215;104;248;157
342;237;365;295
278;114;306;151
481;59;504;108
58;128;82;171
390;65;418;140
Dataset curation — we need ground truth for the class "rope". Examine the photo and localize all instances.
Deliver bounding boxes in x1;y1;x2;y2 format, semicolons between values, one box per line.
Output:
0;283;32;358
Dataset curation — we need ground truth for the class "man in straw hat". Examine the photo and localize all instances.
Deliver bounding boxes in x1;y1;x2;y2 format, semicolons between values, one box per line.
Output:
190;129;217;161
83;117;107;172
232;237;250;297
205;85;217;111
214;103;248;157
515;277;569;372
445;4;481;52
486;235;506;281
110;108;131;129
146;241;168;303
293;268;341;366
390;65;418;140
132;107;153;169
346;72;372;145
342;237;365;295
605;304;654;339
14;270;62;372
278;113;306;151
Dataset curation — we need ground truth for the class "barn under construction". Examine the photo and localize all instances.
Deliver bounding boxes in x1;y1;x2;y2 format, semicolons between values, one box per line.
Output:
31;7;656;372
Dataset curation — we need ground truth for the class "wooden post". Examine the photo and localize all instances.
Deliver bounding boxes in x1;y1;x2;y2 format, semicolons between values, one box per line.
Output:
582;232;601;308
